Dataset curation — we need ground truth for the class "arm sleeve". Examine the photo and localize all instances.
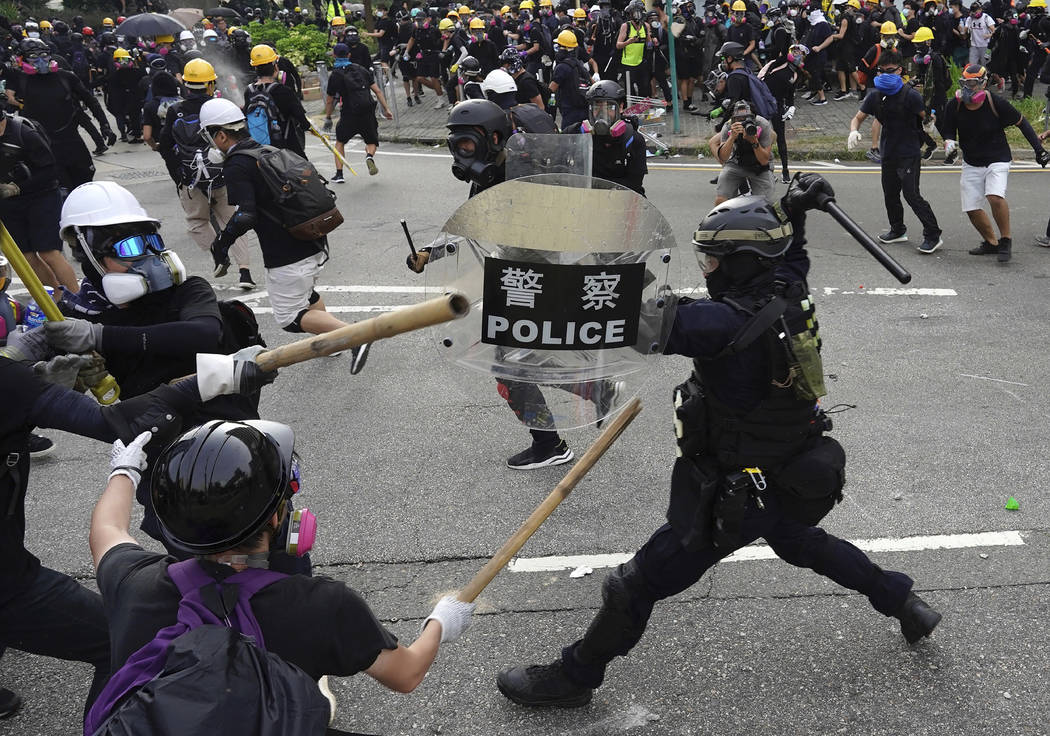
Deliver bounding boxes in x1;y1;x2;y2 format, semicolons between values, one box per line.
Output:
68;72;108;127
100;315;222;358
941;98;958;139
29;383;117;442
663;301;739;358
776;211;811;285
274;84;311;129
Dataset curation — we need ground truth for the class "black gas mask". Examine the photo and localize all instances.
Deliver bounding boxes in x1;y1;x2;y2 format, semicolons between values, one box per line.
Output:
448;128;502;187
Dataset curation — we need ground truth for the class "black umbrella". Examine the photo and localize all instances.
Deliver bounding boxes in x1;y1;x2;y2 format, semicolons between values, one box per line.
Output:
203;7;243;19
114;12;187;37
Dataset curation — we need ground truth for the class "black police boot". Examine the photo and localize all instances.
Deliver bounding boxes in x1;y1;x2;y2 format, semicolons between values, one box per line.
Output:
896;592;942;644
496;660;593;708
0;687;21;718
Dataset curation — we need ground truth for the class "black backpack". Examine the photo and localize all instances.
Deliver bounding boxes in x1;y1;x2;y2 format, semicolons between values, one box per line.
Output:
169;101;224;188
218;299;266;353
84;560;331;736
507;102;557;133
728;68;778;120
335;64;375;115
229;146;344;240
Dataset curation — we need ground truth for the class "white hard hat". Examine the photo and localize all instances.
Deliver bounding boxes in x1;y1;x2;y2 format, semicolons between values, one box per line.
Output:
481;68;517;95
199;97;246;129
60;181;159;240
202;28;218;39
179;29;195;41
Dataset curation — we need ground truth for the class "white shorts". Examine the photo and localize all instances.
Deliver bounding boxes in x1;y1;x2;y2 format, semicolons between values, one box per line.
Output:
266;251;326;328
960;161;1010;212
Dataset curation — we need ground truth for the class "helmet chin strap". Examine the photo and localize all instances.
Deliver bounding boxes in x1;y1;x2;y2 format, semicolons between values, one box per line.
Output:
73;225;109;278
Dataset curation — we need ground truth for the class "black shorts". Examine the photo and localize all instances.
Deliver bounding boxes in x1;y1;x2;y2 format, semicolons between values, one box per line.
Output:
336;111;379;145
676;52;701;79
0;188;63;253
416;55;440;78
397;58;416;78
836;44;856;72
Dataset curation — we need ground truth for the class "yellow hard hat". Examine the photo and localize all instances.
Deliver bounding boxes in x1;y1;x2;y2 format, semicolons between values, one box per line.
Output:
540;0;553;6
294;6;301;11
250;43;279;65
846;0;860;8
439;17;455;29
227;26;237;35
1030;0;1046;7
469;16;486;28
556;28;577;47
573;7;587;17
731;1;746;10
501;5;511;14
113;47;131;59
102;17;114;26
156;34;175;43
880;20;897;34
458;4;472;13
912;26;934;42
183;58;218;83
447;10;460;18
39;20;52;29
331;15;346;25
519;0;535;9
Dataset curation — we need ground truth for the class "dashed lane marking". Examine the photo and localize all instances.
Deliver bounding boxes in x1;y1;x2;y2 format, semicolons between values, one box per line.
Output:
507;530;1027;573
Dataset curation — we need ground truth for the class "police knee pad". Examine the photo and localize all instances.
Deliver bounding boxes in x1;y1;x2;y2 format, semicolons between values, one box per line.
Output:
601;558;650;611
282;308;310;333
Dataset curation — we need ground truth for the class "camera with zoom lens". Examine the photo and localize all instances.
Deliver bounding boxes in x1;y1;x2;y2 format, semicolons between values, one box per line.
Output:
742;117;757;137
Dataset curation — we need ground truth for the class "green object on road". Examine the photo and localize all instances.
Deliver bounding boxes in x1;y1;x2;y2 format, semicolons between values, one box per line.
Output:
709;107;723;120
1005;497;1020;510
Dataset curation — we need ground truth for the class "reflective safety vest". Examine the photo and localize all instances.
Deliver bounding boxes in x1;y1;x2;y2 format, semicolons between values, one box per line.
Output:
326;0;345;22
621;22;646;67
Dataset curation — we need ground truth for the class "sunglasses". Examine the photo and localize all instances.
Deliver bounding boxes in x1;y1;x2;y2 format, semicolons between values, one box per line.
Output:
109;232;165;259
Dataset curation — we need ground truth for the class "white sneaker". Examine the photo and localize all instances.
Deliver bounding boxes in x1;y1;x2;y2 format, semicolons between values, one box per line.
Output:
318;676;337;725
433;98;445;110
783;105;796;120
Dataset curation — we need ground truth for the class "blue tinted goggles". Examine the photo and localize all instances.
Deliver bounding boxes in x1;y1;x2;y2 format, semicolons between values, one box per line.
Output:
110;232;165;259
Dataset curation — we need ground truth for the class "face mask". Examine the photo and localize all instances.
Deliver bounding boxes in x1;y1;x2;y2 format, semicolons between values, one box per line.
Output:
22;55;57;74
207;146;225;164
913;52;931;64
957;86;987;104
873;71;904;94
973;10;981;16
1009;17;1018;23
100;251;186;305
789;7;798;15
158;45;169;55
880;36;897;47
333;56;350;67
376;10;384;16
582;117;628;136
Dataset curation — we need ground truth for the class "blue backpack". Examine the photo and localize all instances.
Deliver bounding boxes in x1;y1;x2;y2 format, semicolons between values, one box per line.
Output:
84;559;330;736
729;68;779;120
244;82;284;146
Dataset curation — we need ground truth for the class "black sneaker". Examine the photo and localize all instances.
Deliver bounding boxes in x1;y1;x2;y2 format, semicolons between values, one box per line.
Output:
496;661;593;707
366;156;378;176
917;237;942;254
896;592;942;644
811;97;828;105
237;269;256;290
997;236;1012;263
119;134;128;143
413;94;421;105
93;144;108;155
943;148;958;165
921;144;935;161
331;170;345;183
833;90;852;101
0;687;21;719
592;378;625;428
406;96;414;107
968;241;998;255
507;440;573;470
877;229;908;244
28;433;54;459
105;131;118;146
349;342;371;375
865;147;882;164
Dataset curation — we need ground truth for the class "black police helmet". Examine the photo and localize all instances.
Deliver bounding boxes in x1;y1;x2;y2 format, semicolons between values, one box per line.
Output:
692;195;793;259
585;78;626;102
446;98;512;151
151;420;296;555
717;40;746;58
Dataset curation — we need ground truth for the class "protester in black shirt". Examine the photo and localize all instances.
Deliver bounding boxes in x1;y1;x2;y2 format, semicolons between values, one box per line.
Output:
323;44;394;180
107;47;145;143
140;70;180;150
500;46;545;107
368;4;399;76
244;44;311;157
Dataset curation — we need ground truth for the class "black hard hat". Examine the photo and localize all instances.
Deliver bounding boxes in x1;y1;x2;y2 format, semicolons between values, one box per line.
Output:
19;38;49;54
459;54;482;75
717;40;746;57
585;78;626;102
151;420;297;555
53;20;69;33
692;195;793;259
100;31;117;45
446;98;512;150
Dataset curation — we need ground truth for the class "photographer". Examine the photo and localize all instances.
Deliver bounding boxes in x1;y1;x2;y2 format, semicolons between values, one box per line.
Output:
708;99;774;204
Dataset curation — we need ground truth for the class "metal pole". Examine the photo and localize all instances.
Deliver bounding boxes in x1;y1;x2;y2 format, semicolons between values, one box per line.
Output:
665;0;680;134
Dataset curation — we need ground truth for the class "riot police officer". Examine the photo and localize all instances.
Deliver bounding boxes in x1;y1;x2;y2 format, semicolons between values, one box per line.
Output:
496;174;943;706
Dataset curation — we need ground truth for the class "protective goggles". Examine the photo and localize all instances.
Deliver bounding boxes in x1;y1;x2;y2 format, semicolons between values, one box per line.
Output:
108;232;166;259
589;100;621;121
960;75;987;89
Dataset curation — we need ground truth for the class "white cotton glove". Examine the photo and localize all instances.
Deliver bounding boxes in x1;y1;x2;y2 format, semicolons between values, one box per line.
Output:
108;431;152;489
944;138;957;155
196;345;276;402
782;104;796;121
422;595;476;643
847;130;862;151
591;72;600;82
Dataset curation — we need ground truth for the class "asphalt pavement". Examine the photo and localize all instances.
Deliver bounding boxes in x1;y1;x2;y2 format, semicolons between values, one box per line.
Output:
2;135;1049;736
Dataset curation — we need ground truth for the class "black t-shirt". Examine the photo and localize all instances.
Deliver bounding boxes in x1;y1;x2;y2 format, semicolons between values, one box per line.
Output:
92;276;222;397
223;139;325;268
375;17;398;50
805;21;833;61
97;544;399;679
326;63;376;115
514;70;542;104
860;85;925;160
0;116;59;195
727;22;754;48
943;93;1022;166
11;70;85;135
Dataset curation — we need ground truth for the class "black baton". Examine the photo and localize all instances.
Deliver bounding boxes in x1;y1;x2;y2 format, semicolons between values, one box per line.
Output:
820;197;912;284
400;218;417;257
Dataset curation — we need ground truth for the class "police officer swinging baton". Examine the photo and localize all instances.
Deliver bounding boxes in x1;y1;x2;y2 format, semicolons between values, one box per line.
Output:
0;220;121;404
457;398;643;604
811;185;912;284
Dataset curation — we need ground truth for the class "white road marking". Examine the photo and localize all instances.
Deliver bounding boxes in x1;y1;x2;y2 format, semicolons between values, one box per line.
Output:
958;373;1030;386
507;530;1026;573
823;287;958;296
251;305;400;314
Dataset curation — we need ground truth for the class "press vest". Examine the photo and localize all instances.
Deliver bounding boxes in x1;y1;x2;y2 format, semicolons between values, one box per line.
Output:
621;22;646;67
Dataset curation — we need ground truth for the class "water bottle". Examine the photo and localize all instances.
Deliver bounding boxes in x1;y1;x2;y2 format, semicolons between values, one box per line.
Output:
24;286;54;330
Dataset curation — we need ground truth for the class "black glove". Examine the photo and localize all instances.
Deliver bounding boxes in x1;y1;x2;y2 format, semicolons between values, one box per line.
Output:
210;237;231;277
781;172;835;216
1037;147;1050;168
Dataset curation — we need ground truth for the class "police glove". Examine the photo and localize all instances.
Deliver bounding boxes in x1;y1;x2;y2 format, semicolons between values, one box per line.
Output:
0;326;53;362
0;182;20;198
422;595;475;643
322;116;333;134
781;172;835;216
195;345;278;402
108;431;152;490
43;318;104;353
1036;146;1050;168
406;247;431;273
32;353;94;389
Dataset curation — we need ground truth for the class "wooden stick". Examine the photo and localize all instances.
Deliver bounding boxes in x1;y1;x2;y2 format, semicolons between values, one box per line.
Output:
458;397;643;603
254;292;469;372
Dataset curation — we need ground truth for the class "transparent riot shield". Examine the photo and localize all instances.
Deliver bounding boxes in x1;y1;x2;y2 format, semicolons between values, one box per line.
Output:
505;133;593;180
424;172;680;430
